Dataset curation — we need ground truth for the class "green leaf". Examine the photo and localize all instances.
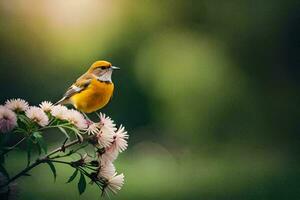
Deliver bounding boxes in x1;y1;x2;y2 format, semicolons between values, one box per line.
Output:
37;138;47;154
32;132;42;139
67;168;78;183
58;127;70;139
26;139;33;166
46;161;57;181
14;127;27;134
78;172;86;195
63;126;79;135
18;115;31;127
32;132;47;154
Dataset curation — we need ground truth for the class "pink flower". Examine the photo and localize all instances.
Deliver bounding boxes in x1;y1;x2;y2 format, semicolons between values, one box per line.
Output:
50;105;68;120
100;148;119;164
39;101;53;112
5;98;29;112
99;125;129;164
64;109;87;130
85;122;100;135
110;125;129;153
96;126;114;148
98;113;117;131
25;106;49;127
102;173;125;195
0;106;17;133
98;162;116;179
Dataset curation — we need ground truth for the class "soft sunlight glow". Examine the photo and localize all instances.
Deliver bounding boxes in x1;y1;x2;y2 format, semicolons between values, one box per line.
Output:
43;0;112;28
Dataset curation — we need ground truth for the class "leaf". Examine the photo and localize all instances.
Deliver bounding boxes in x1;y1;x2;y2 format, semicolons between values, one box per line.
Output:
78;172;86;195
37;137;47;154
18;115;31;127
26;139;33;166
14;127;27;134
32;132;42;139
32;132;47;154
46;161;57;181
67;168;78;183
58;127;70;139
36;144;42;155
63;126;79;135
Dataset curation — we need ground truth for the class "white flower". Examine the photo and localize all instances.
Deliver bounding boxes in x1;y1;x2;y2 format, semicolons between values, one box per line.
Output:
103;173;125;195
111;125;129;153
96;125;114;148
50;105;68;120
0;106;17;133
64;109;87;130
25;106;49;127
98;162;116;179
5;98;29;112
100;147;119;164
99;125;129;163
39;101;53;112
85;122;100;135
98;113;117;131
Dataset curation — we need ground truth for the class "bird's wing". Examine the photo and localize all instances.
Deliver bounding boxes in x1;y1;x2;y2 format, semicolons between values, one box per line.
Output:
55;73;94;105
65;73;94;98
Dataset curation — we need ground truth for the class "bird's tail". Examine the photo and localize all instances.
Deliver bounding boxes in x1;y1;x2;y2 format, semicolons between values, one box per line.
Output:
54;97;68;106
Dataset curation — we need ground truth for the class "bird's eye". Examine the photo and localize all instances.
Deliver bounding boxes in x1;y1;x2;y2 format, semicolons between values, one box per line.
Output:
101;66;106;70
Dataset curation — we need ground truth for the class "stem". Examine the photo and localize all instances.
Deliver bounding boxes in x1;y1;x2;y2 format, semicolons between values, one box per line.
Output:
38;123;72;131
0;137;27;157
46;139;80;158
0;138;81;188
49;160;72;165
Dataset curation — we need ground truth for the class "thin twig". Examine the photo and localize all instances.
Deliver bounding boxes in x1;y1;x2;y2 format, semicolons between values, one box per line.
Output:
0;138;81;188
0;137;27;157
49;160;72;165
38;123;72;131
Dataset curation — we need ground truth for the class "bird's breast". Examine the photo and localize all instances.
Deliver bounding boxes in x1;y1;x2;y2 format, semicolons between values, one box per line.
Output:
71;79;114;113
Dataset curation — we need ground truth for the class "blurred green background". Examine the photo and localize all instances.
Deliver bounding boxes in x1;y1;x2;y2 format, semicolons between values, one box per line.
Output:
1;0;300;199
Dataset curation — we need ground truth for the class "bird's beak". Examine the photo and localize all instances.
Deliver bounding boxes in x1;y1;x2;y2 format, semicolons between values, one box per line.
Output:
111;66;120;70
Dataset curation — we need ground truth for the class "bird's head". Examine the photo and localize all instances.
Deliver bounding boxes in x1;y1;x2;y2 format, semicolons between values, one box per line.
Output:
88;60;120;82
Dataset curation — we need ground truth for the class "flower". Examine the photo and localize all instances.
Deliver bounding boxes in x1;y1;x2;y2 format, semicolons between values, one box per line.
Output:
111;125;129;153
102;173;125;195
98;125;128;164
50;105;68;120
64;109;87;130
96;126;114;148
98;113;117;131
98;161;116;179
100;147;119;164
39;101;53;112
85;122;100;135
0;106;17;133
25;106;49;127
5;98;29;112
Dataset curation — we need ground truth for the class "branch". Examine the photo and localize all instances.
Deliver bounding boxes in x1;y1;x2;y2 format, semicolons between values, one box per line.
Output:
0;138;81;188
0;137;27;157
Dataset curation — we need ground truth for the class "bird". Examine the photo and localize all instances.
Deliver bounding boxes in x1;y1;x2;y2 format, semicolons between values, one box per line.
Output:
55;60;120;113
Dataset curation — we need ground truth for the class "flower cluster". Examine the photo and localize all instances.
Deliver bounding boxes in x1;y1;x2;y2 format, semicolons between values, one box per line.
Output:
0;99;90;133
0;106;17;133
85;113;129;195
0;98;129;197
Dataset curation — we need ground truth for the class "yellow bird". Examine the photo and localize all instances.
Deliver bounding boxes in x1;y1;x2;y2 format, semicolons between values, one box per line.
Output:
55;60;120;113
